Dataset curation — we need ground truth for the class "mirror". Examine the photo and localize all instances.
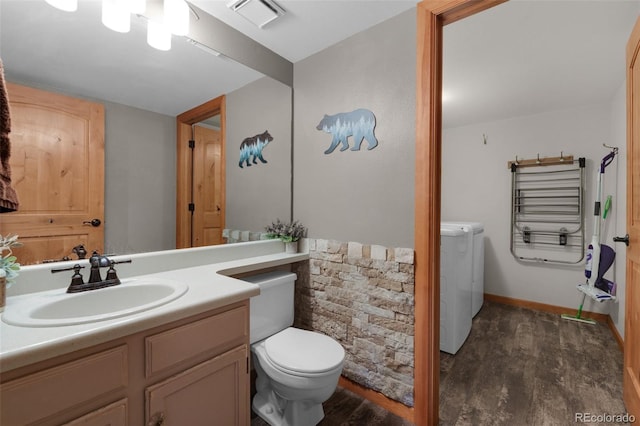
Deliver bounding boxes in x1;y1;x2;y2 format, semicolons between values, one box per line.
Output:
0;1;292;260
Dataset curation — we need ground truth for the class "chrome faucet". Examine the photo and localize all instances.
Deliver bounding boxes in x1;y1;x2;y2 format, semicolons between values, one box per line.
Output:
51;251;132;293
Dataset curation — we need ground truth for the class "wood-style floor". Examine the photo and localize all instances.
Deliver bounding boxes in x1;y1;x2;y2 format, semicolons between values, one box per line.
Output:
252;301;626;425
251;386;412;426
439;301;626;425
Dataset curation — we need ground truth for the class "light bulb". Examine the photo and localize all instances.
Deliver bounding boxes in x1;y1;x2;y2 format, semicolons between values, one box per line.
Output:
129;0;146;15
147;20;172;51
102;0;131;33
45;0;78;12
164;0;189;37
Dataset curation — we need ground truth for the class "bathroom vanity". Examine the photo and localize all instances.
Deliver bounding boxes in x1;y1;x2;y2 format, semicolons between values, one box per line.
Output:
0;240;308;426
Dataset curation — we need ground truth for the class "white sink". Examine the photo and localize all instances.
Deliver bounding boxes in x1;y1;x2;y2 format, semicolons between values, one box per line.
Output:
2;278;189;327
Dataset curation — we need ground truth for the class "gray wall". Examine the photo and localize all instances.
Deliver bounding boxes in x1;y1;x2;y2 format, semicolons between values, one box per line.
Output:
226;76;292;232
104;76;293;254
104;102;176;255
293;9;417;248
442;101;624;316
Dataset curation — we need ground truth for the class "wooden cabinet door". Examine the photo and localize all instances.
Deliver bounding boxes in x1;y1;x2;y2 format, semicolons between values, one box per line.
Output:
624;15;640;420
1;83;104;264
146;345;249;426
192;124;224;246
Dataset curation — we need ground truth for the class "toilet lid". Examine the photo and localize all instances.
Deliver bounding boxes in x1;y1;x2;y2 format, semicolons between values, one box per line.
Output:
264;328;345;374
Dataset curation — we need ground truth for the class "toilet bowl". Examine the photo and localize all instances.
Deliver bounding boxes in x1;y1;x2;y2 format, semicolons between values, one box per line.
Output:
244;271;345;426
251;327;344;426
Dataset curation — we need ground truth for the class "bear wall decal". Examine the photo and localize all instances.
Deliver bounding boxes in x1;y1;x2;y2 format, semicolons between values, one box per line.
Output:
316;108;378;155
239;130;273;168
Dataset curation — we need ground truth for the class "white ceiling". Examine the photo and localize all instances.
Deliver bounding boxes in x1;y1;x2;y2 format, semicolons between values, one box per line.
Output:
0;0;418;116
0;0;264;116
0;0;638;123
443;0;640;128
191;0;421;63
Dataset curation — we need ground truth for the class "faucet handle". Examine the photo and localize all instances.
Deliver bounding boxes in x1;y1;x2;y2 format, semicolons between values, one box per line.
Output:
105;260;119;282
104;259;132;283
51;264;85;289
51;264;85;275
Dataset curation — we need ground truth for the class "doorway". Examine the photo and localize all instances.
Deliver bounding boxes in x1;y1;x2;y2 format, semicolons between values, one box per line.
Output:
415;1;638;425
176;96;226;248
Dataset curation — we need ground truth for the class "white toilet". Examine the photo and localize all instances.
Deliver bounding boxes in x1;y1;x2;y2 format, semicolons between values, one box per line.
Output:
245;271;345;426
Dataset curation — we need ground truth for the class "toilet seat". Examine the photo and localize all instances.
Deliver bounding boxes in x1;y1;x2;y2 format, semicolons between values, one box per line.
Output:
264;328;344;375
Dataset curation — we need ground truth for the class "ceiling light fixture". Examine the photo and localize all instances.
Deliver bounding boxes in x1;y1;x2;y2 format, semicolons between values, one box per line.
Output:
228;0;285;29
43;0;188;51
147;19;172;51
102;0;131;33
165;0;190;37
44;0;78;12
129;0;146;15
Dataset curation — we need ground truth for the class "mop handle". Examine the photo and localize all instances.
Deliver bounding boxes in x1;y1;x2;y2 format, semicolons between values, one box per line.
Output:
600;148;617;173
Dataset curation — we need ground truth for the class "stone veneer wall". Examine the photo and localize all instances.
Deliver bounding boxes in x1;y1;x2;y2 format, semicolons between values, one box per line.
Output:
292;239;415;407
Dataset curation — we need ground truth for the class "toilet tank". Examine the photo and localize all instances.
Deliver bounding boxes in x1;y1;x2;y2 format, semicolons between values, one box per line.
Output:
243;271;296;344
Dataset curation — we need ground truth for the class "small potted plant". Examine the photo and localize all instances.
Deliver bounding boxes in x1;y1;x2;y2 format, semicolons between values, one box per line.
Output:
0;234;21;312
265;219;307;253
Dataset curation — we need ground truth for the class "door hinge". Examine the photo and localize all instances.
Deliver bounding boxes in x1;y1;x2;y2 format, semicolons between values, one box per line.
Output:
188;139;195;149
246;357;249;374
188;203;195;212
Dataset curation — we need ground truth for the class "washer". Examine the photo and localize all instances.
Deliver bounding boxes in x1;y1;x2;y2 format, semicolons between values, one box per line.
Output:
440;225;472;355
442;221;485;317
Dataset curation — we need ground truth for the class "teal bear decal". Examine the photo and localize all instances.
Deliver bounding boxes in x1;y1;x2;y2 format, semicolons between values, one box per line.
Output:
239;131;273;168
316;108;378;154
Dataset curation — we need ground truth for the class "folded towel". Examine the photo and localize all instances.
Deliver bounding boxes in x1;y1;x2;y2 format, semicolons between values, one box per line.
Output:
0;58;19;212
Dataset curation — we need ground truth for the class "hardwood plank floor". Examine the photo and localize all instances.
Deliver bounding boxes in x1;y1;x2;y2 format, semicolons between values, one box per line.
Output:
252;301;627;425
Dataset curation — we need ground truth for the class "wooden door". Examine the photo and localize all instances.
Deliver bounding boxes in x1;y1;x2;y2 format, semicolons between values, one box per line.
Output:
193;124;224;246
176;96;225;249
624;16;640;420
0;84;104;264
146;345;249;426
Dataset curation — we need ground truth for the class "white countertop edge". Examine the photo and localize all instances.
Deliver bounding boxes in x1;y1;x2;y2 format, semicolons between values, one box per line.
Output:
0;251;309;373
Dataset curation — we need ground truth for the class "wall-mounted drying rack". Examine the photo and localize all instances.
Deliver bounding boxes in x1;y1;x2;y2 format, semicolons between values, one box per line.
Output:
510;155;586;264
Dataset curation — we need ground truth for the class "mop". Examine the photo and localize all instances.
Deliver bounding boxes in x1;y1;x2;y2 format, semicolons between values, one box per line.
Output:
562;147;618;324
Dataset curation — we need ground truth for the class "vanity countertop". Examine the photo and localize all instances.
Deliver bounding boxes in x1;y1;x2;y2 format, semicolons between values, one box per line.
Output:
0;241;308;373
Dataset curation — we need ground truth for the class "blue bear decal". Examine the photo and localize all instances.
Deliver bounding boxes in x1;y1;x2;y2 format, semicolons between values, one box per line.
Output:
316;108;378;154
239;131;273;168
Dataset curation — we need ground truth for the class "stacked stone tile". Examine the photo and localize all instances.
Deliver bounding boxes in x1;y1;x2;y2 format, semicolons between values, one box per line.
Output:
293;239;415;407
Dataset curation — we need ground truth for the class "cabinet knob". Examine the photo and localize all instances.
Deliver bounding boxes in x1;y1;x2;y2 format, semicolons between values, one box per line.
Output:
149;412;165;426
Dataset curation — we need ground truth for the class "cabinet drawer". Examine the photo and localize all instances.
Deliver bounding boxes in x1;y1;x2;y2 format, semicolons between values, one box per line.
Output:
1;346;128;425
146;305;248;377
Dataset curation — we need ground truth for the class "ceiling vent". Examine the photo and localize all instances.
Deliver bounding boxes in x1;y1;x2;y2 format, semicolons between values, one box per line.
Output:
227;0;286;29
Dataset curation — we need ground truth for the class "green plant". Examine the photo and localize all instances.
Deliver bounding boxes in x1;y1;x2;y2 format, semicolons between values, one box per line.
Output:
0;234;21;287
265;219;307;243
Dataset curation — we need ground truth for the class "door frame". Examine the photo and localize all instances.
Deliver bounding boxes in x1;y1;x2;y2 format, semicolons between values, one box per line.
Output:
624;15;640;420
176;95;226;248
414;1;508;425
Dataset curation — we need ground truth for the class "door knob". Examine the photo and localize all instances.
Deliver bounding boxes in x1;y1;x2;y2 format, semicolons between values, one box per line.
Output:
82;218;102;227
613;234;629;247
